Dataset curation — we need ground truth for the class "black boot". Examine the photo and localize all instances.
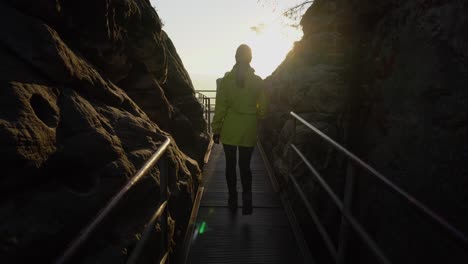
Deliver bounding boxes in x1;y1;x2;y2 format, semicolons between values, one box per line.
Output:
228;192;238;213
242;192;252;215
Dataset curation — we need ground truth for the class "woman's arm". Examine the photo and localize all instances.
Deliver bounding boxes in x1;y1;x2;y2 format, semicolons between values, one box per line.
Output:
211;78;229;134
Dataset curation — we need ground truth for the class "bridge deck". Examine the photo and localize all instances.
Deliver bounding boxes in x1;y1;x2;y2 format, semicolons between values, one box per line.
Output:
187;144;303;264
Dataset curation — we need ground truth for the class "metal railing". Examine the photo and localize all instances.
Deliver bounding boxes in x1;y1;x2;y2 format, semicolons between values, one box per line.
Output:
56;138;172;264
196;90;216;133
288;111;468;264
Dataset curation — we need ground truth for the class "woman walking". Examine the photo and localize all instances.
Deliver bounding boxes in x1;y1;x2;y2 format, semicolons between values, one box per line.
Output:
211;44;267;215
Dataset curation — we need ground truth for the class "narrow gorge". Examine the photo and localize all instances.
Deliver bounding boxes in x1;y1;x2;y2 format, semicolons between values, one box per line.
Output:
1;0;467;263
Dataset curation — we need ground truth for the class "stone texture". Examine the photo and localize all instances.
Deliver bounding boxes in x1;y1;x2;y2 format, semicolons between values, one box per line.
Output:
0;1;206;263
261;0;468;263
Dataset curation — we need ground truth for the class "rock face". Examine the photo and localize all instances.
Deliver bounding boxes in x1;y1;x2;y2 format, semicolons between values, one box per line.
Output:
261;0;468;263
0;0;207;263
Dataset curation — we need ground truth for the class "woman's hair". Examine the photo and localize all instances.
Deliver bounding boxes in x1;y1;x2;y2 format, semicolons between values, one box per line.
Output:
234;44;252;88
235;44;252;64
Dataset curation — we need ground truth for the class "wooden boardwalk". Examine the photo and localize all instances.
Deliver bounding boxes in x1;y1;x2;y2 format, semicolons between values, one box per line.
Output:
187;144;304;264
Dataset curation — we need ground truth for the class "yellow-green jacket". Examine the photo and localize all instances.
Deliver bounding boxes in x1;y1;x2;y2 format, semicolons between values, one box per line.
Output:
212;67;267;147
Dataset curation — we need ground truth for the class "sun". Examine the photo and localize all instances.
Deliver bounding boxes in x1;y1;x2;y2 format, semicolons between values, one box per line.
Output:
246;22;303;78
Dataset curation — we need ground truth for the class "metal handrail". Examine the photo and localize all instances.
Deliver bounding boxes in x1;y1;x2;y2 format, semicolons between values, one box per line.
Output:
56;138;172;264
288;111;468;263
289;167;338;260
159;252;169;264
195;89;217;93
127;201;168;264
291;144;391;264
196;90;216;133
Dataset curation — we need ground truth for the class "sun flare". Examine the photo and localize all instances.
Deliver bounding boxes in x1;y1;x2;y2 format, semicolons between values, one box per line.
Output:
246;22;303;78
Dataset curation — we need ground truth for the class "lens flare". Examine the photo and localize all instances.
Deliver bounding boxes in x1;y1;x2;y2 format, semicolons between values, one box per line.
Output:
199;221;207;234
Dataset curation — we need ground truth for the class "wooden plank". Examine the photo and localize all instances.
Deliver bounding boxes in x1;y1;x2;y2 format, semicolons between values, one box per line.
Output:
200;192;281;208
189;208;301;264
258;143;315;264
186;144;303;263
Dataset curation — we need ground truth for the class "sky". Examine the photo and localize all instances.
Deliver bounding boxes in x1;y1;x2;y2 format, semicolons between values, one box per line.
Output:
151;0;309;90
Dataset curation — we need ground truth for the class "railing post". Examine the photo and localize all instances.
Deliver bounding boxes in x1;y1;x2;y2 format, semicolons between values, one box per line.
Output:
208;97;211;134
337;162;355;264
159;156;169;261
204;95;207;133
203;96;206;123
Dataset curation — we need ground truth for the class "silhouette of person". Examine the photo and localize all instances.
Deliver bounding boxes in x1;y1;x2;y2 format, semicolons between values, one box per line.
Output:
212;44;268;215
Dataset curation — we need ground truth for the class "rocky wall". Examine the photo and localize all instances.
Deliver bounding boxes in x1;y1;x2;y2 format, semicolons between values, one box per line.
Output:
260;0;468;263
0;0;207;263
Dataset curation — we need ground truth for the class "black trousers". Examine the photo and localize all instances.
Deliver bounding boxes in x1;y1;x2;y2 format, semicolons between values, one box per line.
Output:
222;144;254;199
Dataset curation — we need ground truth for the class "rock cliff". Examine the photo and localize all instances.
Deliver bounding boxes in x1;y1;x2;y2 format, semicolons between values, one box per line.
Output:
0;0;207;262
261;0;468;262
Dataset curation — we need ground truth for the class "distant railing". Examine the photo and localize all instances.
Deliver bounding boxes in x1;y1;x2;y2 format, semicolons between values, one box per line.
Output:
56;138;172;264
288;111;468;264
196;90;216;133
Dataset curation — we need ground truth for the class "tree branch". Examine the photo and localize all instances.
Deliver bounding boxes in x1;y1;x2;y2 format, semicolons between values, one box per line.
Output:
282;1;314;17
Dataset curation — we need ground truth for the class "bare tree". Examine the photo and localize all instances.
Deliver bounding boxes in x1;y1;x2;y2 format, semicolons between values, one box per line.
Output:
282;1;314;21
258;0;314;27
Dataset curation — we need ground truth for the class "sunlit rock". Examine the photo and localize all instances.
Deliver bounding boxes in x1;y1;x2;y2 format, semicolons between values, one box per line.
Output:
0;1;205;262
